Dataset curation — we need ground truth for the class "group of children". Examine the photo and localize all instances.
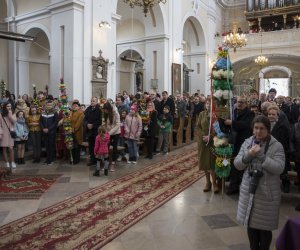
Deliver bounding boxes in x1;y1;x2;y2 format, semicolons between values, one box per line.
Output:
92;104;173;177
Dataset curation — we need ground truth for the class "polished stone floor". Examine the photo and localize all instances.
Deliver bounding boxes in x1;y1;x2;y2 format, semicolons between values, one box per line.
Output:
0;143;299;250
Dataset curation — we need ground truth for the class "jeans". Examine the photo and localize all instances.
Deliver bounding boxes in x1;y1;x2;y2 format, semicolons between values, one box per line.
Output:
118;137;126;157
127;139;138;161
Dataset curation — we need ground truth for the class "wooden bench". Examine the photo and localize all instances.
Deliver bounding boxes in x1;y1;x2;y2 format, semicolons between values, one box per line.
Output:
183;116;192;144
171;116;184;149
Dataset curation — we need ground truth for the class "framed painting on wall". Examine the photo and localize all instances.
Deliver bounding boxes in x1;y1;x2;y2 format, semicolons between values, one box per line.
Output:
172;63;181;94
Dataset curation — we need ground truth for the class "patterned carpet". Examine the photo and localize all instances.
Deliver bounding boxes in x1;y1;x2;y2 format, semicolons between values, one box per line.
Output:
0;149;203;250
0;175;61;200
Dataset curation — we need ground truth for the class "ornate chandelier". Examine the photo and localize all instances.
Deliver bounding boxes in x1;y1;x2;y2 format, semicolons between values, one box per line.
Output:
223;24;247;52
254;31;268;66
123;0;167;16
255;55;268;66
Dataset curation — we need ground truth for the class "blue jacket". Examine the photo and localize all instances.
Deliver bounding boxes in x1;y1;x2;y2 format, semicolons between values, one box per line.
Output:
14;120;29;141
40;111;58;134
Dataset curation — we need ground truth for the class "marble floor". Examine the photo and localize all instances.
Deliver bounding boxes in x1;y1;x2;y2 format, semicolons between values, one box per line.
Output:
0;143;299;250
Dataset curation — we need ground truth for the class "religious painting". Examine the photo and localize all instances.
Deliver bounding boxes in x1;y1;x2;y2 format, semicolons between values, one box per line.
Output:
135;72;143;92
172;63;181;95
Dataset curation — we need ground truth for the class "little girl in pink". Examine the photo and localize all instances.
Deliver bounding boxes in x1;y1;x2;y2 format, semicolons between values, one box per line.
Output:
93;126;110;176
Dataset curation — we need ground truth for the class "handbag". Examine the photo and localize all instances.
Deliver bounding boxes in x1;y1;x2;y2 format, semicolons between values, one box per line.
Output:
10;130;17;139
3;117;17;139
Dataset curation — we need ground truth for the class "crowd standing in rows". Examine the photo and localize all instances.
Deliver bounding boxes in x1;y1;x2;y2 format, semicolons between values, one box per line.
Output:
0;87;300;249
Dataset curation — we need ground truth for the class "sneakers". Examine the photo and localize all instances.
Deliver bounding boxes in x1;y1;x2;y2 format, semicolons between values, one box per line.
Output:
11;162;17;169
47;162;54;166
131;161;137;164
5;162;10;168
163;152;168;155
116;156;122;162
127;161;132;164
153;150;160;155
110;163;116;172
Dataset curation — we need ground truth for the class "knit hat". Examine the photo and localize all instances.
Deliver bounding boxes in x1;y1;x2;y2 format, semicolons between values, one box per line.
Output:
72;99;80;106
130;104;138;112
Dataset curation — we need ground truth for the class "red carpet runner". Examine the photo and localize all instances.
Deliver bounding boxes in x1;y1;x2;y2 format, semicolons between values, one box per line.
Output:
0;175;61;200
0;149;203;249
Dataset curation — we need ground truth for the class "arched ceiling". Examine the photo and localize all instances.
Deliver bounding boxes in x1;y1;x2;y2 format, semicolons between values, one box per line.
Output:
116;0;165;41
216;0;245;8
183;16;205;53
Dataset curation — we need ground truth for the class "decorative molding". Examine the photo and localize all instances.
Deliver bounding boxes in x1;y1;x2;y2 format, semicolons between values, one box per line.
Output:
17;57;50;65
117;34;169;46
216;0;245;8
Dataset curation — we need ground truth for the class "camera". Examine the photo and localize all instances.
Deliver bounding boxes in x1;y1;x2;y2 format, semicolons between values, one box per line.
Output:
248;169;264;194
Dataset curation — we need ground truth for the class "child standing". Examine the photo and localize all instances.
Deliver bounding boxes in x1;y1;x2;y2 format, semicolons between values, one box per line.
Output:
117;110;128;162
27;106;41;163
15;111;29;164
94;126;110;176
155;105;172;155
124;104;142;164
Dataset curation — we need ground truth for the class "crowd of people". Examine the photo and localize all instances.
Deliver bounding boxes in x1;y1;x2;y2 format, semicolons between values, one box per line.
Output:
0;89;206;173
196;87;300;250
1;86;300;249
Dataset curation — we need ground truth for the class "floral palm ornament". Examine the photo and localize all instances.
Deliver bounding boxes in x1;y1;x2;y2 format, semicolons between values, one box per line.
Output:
209;47;234;195
59;78;74;162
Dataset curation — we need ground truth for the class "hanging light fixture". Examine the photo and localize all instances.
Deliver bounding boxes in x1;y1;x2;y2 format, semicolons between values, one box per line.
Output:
223;24;247;52
254;30;268;66
222;0;247;52
123;0;167;17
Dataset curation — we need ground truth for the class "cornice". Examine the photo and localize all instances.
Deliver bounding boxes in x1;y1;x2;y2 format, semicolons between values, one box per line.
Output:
216;0;245;8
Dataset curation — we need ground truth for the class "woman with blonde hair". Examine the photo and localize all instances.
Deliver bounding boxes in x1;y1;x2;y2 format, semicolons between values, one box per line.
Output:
267;104;290;192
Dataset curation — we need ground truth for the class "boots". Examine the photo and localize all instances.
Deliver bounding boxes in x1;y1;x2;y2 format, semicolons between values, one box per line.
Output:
211;171;219;194
203;171;212;192
93;170;100;177
104;161;109;176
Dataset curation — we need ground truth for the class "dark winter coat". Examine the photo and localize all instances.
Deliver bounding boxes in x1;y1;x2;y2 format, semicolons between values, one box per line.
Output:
158;98;175;117
40;110;58;134
234;135;285;231
84;104;102;137
271;118;290;152
231;108;255;156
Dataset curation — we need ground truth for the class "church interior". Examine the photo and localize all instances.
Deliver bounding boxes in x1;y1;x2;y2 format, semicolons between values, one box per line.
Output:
0;0;300;249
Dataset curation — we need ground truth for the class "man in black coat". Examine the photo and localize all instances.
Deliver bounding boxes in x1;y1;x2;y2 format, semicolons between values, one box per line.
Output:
158;91;175;117
224;96;255;195
84;97;102;166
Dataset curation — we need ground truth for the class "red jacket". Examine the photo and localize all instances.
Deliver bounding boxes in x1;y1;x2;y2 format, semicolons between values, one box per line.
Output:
94;133;110;155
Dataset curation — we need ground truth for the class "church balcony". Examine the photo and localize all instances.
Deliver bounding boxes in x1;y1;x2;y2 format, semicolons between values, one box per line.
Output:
215;28;300;62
